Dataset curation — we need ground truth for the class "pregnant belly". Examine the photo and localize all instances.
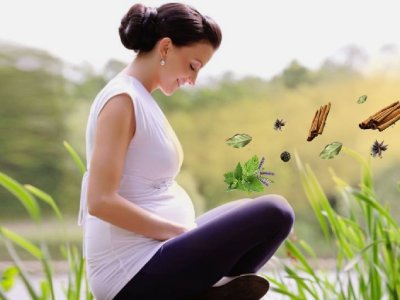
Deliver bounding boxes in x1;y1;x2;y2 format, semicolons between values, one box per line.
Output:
146;183;196;225
103;183;196;244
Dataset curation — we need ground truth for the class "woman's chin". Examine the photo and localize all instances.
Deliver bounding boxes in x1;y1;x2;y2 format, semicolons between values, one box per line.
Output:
161;87;177;96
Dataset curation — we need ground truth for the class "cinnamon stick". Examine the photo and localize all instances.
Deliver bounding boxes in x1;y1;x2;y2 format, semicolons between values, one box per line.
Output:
317;105;327;133
377;111;400;131
307;110;319;141
373;101;399;118
374;102;400;124
380;105;400;124
312;108;322;133
318;102;331;134
359;101;399;129
307;103;332;141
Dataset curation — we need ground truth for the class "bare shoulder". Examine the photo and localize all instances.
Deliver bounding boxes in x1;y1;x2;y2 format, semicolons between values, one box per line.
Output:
96;94;136;151
88;93;136;200
99;93;135;120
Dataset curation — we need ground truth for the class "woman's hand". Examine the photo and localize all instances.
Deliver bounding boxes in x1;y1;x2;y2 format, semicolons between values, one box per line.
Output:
174;221;198;236
184;221;198;232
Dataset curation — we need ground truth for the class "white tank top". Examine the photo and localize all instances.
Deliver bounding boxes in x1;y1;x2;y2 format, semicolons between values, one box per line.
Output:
78;74;196;300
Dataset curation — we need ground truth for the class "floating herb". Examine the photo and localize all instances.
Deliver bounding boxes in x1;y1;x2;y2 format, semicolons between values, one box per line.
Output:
223;155;275;195
370;140;388;158
225;133;252;148
357;95;367;104
319;142;343;159
274;118;286;131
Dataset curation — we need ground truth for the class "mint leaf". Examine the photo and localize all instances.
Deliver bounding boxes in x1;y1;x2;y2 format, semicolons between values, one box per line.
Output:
227;182;237;192
224;155;272;195
236;180;247;192
223;171;236;184
244;188;253;195
243;175;265;192
243;155;259;176
234;162;243;180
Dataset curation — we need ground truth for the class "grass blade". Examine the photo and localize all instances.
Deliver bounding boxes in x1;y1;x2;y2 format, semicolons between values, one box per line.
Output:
2;240;39;300
348;188;398;228
63;141;86;175
0;228;43;259
24;185;65;232
0;172;40;223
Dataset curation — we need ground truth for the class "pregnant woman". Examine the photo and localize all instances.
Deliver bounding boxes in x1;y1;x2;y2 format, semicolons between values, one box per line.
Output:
78;3;295;300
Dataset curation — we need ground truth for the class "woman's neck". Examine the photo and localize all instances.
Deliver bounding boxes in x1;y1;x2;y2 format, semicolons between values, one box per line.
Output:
120;55;159;94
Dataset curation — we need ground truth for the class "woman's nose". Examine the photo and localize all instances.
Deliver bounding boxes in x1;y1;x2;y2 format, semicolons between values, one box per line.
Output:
187;75;197;86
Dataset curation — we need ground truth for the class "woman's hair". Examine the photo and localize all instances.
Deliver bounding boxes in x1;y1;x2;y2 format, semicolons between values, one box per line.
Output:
119;3;222;54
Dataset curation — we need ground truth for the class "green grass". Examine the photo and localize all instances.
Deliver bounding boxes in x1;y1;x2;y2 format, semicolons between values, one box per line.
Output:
262;147;400;299
0;217;82;261
1;141;399;299
0;141;92;300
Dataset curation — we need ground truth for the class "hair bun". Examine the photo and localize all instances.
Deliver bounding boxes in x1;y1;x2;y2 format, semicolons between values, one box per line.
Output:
119;4;159;52
142;7;158;30
119;3;222;54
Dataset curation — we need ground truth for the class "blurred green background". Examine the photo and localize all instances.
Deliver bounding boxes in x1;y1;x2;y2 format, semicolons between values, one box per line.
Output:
1;41;399;260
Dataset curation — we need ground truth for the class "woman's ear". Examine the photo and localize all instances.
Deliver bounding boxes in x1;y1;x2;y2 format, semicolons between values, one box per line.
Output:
158;37;172;60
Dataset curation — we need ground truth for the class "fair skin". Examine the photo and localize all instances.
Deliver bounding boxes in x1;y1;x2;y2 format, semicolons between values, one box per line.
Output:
86;38;215;241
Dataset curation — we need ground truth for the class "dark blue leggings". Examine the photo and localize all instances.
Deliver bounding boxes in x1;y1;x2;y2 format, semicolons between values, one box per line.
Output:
113;194;295;300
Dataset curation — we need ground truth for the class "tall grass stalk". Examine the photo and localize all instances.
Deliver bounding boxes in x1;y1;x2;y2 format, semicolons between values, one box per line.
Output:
0;142;92;300
264;147;400;299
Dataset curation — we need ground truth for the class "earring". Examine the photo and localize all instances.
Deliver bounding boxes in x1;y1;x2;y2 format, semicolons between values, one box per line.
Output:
160;60;165;66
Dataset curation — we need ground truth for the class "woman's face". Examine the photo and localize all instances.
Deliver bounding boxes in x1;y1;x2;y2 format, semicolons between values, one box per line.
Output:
158;41;215;96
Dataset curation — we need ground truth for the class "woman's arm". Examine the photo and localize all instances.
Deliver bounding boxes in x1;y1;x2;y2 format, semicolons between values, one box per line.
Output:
87;94;195;241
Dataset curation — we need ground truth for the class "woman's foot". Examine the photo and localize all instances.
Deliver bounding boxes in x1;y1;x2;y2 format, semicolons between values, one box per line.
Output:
189;273;270;300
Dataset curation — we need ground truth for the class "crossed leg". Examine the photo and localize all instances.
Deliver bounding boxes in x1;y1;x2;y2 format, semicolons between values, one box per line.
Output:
113;194;295;300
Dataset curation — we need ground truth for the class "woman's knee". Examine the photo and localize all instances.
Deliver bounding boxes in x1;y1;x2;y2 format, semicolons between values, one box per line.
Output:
254;194;295;234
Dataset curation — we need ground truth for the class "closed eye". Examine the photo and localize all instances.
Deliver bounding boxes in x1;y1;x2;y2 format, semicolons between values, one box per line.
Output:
190;64;195;71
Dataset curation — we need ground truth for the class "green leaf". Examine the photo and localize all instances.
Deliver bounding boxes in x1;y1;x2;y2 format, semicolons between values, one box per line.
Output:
1;266;19;292
236;180;247;192
223;171;236;184
244;188;253;195
234;162;243;180
243;175;264;192
319;142;343;159
64;141;86;175
3;266;18;278
357;95;367;104
1;278;14;292
40;280;50;300
0;232;40;300
243;155;259;175
225;133;252;148
1;228;43;259
24;185;65;234
0;172;40;224
226;182;237;192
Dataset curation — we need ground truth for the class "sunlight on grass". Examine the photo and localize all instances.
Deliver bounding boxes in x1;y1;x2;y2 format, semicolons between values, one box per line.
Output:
0;142;399;299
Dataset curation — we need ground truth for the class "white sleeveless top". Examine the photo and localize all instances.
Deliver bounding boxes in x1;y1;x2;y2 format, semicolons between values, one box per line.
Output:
78;74;196;300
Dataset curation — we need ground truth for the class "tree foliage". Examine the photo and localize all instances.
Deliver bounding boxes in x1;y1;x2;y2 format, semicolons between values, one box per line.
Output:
0;43;69;217
1;41;399;232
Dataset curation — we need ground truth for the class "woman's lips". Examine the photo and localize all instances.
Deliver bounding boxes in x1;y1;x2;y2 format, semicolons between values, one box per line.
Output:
177;79;185;87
